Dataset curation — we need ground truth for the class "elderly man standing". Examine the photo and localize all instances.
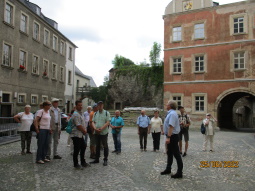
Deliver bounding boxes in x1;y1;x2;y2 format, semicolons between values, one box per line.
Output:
88;104;98;159
110;110;124;154
137;110;150;151
46;98;62;160
161;100;183;178
90;101;111;166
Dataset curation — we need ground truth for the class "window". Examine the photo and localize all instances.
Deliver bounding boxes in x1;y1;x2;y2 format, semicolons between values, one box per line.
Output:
195;56;204;72
33;22;40;41
53;35;58;51
60;67;64;81
42;95;48;102
173;58;182;73
69;47;73;60
68;70;72;84
44;29;50;46
36;7;40;15
194;23;204;39
20;13;28;33
32;55;39;74
18;94;26;104
173;27;182;41
5;2;14;25
52;63;57;79
234;17;244;34
43;59;49;76
234;52;245;69
173;96;182;108
19;50;27;69
2;43;12;66
31;95;38;104
60;41;65;55
195;96;204;112
59;99;63;106
2;93;10;102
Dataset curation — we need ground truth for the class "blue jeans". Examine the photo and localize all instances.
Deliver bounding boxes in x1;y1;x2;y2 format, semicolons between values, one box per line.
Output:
36;129;50;161
112;133;121;152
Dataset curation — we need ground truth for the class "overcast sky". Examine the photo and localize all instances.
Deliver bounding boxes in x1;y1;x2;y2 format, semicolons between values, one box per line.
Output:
31;0;242;86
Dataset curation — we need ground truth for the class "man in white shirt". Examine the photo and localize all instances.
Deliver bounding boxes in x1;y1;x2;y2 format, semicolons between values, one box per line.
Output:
46;98;62;160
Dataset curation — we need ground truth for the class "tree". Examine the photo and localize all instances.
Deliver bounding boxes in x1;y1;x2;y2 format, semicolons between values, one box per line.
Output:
112;54;135;68
149;42;162;67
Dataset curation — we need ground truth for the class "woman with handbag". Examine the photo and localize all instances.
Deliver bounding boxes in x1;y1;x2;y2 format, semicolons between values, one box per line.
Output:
35;101;52;164
14;105;34;155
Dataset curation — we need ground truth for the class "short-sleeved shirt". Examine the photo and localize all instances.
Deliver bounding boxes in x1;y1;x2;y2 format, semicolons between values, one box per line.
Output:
71;111;85;138
150;117;163;133
164;109;180;135
203;118;216;136
17;112;34;131
178;114;190;129
36;109;51;130
84;111;90;127
137;115;150;128
92;110;111;135
89;111;95;123
110;116;124;134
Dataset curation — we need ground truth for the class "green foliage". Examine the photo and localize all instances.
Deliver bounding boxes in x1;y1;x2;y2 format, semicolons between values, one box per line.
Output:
112;54;135;68
149;42;162;67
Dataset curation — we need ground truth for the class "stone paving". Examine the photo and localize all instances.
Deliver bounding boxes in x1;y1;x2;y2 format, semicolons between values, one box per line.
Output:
0;128;255;191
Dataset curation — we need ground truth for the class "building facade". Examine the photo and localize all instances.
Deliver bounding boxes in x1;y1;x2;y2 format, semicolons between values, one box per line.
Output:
163;0;255;130
0;0;76;116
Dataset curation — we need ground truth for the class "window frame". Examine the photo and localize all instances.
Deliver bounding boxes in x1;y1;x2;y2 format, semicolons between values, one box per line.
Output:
192;54;207;73
230;13;248;35
52;34;58;52
172;26;182;42
43;59;49;77
31;54;39;75
31;94;38;105
69;47;73;60
44;28;50;47
68;70;72;85
2;41;13;67
60;66;64;82
60;40;65;55
19;49;28;70
194;23;205;39
170;93;184;108
42;95;48;102
4;1;15;26
52;63;57;80
170;56;183;75
33;21;40;41
230;50;247;71
18;93;26;104
192;93;207;114
20;11;29;34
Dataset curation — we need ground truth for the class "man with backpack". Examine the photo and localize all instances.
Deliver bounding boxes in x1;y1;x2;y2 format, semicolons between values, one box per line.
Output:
90;101;111;166
70;100;88;170
178;106;191;157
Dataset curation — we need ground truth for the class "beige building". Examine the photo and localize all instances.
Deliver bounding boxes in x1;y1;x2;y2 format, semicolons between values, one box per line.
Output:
0;0;77;116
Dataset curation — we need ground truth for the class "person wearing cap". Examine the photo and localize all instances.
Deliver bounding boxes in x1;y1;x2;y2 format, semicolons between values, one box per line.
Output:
90;101;111;166
46;98;62;160
203;113;217;152
148;110;163;152
14;105;34;155
88;103;98;159
178;106;191;157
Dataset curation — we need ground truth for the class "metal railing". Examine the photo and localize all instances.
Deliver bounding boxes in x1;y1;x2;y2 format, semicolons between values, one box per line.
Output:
0;117;18;137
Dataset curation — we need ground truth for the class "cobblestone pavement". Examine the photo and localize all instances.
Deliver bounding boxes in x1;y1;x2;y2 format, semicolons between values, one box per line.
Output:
0;128;255;191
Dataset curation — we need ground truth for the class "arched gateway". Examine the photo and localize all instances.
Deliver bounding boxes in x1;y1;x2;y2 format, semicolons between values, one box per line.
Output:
215;88;255;130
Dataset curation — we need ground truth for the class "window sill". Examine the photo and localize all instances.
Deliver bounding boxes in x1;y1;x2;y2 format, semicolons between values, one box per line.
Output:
51;78;57;82
60;53;65;57
234;69;246;72
31;73;40;77
3;21;14;29
32;38;40;43
31;103;38;106
52;49;58;53
19;30;29;36
194;71;205;74
232;32;247;36
17;68;28;73
42;75;49;79
68;83;72;85
1;65;14;70
59;81;64;84
172;40;182;43
43;44;50;49
194;37;205;40
68;58;73;61
172;72;182;75
17;103;26;106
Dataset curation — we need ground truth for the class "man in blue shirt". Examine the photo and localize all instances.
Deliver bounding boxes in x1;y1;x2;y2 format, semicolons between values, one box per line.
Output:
161;100;183;178
137;110;150;151
110;110;124;154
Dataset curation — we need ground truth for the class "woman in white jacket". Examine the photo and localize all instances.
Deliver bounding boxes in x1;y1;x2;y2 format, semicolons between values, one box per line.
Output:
202;113;217;152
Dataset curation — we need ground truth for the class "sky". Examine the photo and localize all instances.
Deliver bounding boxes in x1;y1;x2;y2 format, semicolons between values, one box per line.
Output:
30;0;242;86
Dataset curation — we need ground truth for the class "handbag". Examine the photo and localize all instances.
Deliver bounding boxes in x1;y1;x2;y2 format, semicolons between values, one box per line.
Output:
201;122;206;134
31;111;43;132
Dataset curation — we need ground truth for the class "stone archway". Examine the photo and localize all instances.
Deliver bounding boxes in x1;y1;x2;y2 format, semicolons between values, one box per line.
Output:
215;88;255;130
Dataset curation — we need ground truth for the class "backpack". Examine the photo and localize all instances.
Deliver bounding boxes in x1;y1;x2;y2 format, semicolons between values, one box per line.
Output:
201;122;206;134
65;111;77;134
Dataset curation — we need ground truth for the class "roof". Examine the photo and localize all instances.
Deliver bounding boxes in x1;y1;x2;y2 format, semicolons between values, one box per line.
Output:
19;0;78;48
75;66;97;87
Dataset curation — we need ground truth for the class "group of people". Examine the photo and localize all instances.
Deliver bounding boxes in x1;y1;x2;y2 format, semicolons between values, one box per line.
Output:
14;98;217;178
14;98;63;164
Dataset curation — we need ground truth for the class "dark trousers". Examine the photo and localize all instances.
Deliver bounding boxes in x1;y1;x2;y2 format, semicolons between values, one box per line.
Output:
72;137;86;167
36;129;50;161
112;133;121;152
95;134;109;161
152;132;161;150
139;127;148;149
20;131;32;151
166;134;183;173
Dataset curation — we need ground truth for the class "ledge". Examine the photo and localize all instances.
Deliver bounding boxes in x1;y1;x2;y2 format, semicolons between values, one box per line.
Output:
43;44;50;49
59;81;64;84
19;30;29;37
3;21;14;29
51;78;57;82
17;68;27;73
52;49;58;53
32;38;40;43
31;73;40;77
17;103;26;106
1;65;14;70
42;75;49;79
